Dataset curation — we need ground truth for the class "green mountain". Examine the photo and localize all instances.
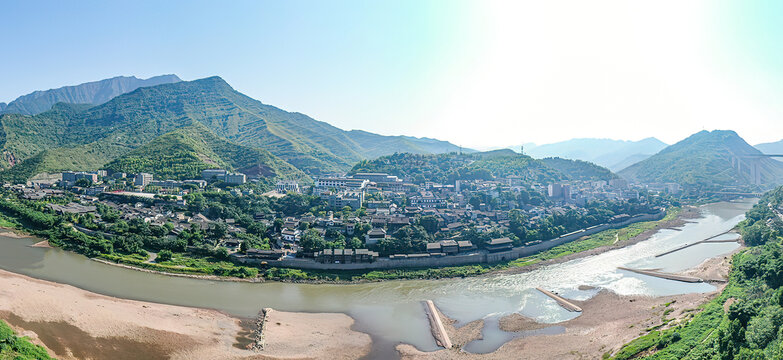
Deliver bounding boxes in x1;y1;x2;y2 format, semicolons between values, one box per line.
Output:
2;75;181;115
0;76;467;181
345;130;470;159
350;150;571;184
104;124;309;181
619;130;783;188
539;157;618;181
0;102;6;112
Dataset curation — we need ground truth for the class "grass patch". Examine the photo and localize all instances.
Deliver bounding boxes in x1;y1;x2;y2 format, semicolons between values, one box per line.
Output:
0;319;55;360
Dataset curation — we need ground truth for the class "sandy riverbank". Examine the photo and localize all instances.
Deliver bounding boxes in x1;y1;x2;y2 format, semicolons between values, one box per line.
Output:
494;206;701;277
0;269;371;360
397;240;738;359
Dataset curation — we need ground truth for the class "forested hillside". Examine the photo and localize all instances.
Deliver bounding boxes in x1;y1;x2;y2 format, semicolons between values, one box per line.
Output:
0;76;466;181
539;157;618;181
349;150;615;184
614;187;783;359
104;124;309;182
620;130;783;189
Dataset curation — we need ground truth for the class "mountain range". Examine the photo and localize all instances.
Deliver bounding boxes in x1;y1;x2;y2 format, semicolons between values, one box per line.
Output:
0;76;465;182
522;138;668;172
1;75;182;115
619;130;783;189
755;140;783;162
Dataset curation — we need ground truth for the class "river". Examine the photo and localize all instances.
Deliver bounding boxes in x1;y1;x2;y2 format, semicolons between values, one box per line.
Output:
0;199;755;358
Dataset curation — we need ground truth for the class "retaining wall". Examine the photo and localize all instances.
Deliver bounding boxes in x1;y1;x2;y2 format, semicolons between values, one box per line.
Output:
234;210;666;271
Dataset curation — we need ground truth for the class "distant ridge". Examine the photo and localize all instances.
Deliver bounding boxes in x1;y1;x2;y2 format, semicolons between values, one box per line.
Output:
619;130;783;188
2;74;182;115
523;137;668;171
756;140;783;162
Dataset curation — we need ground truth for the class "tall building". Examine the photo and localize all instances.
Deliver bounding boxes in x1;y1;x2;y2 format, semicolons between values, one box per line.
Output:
547;183;571;200
134;173;153;187
225;173;246;185
276;181;300;194
202;169;228;181
61;171;99;186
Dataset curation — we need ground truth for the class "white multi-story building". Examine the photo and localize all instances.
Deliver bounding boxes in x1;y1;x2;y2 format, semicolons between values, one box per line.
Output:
225;173;246;185
276;181;301;194
202;169;228;181
134;173;153;187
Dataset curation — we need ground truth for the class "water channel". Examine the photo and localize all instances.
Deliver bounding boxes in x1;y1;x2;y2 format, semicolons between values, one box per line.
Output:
0;199;755;357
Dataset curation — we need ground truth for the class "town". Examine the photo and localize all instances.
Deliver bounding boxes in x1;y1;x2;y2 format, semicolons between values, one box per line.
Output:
4;166;673;273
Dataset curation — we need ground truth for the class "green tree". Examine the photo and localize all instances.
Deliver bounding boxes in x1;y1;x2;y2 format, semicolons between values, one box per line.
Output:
299;228;326;253
157;249;173;262
349;237;363;249
418;215;440;235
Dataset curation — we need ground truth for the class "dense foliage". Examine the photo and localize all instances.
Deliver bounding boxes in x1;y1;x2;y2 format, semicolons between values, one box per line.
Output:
614;187;783;359
350;150;567;184
104;124;308;181
539;157;618;181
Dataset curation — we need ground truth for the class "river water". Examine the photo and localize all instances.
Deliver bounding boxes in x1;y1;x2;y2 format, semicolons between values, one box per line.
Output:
0;199;755;357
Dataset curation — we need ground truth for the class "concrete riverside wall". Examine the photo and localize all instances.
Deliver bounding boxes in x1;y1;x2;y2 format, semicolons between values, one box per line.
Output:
235;210;666;271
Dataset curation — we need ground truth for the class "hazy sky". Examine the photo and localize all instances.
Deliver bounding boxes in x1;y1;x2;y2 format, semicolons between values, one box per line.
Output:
1;0;782;148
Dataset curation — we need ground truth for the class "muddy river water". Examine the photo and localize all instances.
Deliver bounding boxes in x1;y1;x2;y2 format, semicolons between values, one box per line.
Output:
0;199;755;357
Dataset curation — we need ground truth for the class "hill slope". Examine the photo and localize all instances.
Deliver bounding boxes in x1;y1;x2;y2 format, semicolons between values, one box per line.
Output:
104;124;309;181
524;137;667;171
619;130;783;188
0;76;467;180
348;150;612;184
2;75;181;115
539;157;618;181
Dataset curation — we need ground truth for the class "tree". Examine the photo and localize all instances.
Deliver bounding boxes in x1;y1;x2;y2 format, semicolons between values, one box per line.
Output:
247;222;267;235
418;215;440;235
75;178;93;187
157;249;173;262
240;240;249;253
208;222;228;241
349;237;363;249
273;218;284;233
299;228;326;253
215;247;230;260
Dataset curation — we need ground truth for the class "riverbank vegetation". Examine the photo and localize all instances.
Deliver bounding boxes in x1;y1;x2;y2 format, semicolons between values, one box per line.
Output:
612;187;783;359
0;320;55;360
0;189;681;282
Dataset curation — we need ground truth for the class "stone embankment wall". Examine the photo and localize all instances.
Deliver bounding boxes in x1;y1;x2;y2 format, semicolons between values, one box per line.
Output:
234;210;666;270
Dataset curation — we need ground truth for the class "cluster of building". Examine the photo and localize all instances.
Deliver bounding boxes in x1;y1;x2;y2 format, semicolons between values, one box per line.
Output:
57;168;247;195
13;165;675;270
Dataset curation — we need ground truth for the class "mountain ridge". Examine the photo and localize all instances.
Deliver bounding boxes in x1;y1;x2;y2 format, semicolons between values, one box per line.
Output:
619;130;783;189
2;75;182;115
0;76;468;180
522;137;668;171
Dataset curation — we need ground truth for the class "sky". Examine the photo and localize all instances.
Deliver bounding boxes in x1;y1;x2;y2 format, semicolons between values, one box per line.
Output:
1;0;782;149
